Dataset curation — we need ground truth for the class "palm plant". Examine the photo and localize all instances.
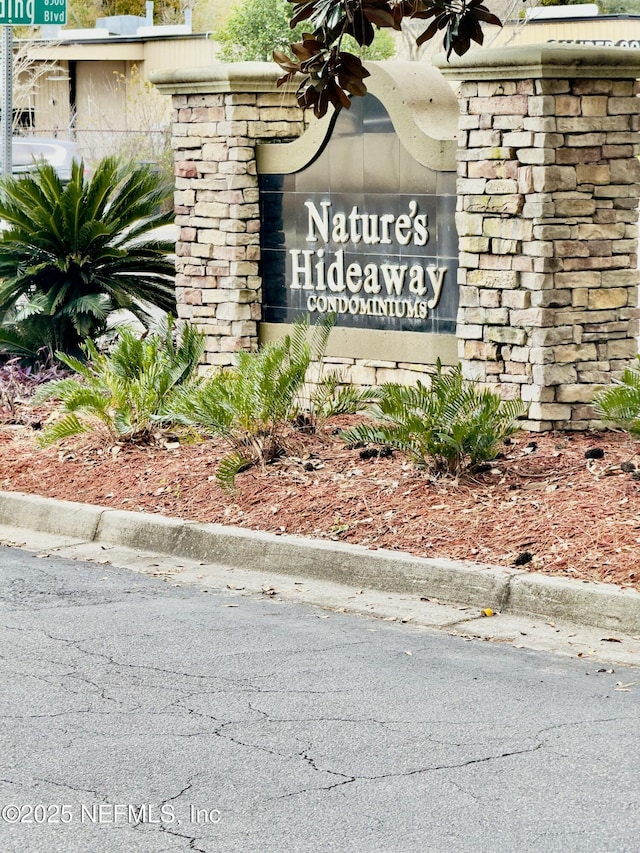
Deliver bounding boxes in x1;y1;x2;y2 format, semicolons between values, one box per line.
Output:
34;318;205;445
593;357;640;434
341;362;524;477
0;156;177;362
169;315;377;490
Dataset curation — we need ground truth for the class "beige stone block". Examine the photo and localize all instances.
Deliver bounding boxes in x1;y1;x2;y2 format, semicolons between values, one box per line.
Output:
577;223;626;240
516;148;556;165
502;290;531;309
459;286;480;307
458;252;480;270
509;346;530;363
502;131;534;147
197;229;226;246
530;290;571;308
528;347;556;364
610;157;640;183
456;324;483;340
464;307;510;325
485;179;519;194
463;341;499;360
553;198;596;216
553;343;598;363
460;362;487;381
468;95;528;115
195;201;229;219
468;160;518;179
479;290;501;308
529;326;574;347
523;241;554;258
468;130;501;147
555;95;581;116
554;384;599;404
229;261;259;276
460;236;490;253
376;368;422;386
478;81;517;97
230;319;258;337
492;239;519;254
581;96;608;117
607;338;639;359
561;116;629;132
588;288;628;309
555;241;589;258
523;116;557;132
201;290;230;304
528;95;556;116
528;402;573;420
348;365;377;385
482;218;533;240
533;225;571;240
510;308;555;327
214;303;252;322
467;269;518;289
607;97;640;114
555;271;602;288
487;327;528;345
576;164;610;185
532;166;577;192
230;203;260;220
458;177;487;194
189;243;215;259
520;384;555;402
464;195;524;215
519;272;555;291
455;212;484;236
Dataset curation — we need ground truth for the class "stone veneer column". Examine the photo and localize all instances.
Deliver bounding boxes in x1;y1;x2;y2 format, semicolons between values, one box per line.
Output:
153;65;304;367
437;45;640;430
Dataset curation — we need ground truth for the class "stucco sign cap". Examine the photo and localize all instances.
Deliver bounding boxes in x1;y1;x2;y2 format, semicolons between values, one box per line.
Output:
434;42;640;80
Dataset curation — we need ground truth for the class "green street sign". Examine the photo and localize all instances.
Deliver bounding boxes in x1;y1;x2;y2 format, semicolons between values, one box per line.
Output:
0;0;67;26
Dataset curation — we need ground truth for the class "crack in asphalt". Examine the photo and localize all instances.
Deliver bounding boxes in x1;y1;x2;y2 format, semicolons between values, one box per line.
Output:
272;741;546;800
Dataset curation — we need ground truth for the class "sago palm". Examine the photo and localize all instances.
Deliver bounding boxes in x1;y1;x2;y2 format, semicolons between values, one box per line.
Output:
35;318;205;444
0;156;177;361
341;362;524;476
593;357;640;435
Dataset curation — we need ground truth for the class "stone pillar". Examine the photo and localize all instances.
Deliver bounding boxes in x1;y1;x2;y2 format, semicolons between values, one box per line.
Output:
437;45;640;430
153;64;304;367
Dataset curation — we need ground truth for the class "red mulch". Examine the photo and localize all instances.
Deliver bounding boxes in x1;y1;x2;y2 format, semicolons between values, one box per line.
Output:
0;416;639;590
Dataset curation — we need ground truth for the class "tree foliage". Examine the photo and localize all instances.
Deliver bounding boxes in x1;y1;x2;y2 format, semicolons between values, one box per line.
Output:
216;0;395;62
275;0;502;116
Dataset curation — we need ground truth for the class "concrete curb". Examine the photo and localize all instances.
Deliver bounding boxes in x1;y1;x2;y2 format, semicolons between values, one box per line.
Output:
1;490;639;635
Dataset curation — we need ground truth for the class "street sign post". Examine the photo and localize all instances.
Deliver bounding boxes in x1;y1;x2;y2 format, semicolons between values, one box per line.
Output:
0;0;66;175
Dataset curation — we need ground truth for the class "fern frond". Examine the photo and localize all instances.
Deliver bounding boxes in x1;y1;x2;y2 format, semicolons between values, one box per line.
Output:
38;413;92;446
216;451;254;493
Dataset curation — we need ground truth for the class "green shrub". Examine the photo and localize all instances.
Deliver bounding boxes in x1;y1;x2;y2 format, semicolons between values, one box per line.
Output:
340;362;524;476
593;357;640;434
0;156;177;363
34;318;204;445
169;315;377;491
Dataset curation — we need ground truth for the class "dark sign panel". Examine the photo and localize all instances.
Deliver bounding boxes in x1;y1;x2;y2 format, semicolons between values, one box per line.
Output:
260;94;458;333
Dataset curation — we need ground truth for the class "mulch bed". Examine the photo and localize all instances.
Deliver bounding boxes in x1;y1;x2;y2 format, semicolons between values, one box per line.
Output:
0;416;639;591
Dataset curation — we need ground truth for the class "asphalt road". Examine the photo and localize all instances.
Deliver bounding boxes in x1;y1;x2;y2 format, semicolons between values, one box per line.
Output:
1;545;639;853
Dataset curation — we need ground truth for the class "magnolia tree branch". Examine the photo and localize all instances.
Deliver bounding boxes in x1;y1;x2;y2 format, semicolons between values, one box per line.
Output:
274;0;503;116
